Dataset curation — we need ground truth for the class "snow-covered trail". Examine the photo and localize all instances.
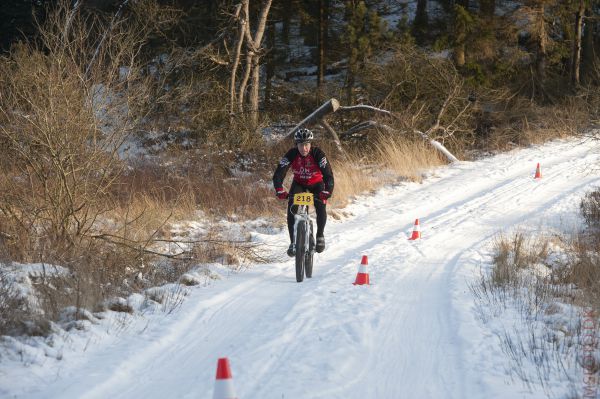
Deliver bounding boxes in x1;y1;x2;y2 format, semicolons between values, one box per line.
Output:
6;137;600;399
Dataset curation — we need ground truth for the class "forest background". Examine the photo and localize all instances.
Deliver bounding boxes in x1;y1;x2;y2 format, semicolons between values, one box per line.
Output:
1;0;600;336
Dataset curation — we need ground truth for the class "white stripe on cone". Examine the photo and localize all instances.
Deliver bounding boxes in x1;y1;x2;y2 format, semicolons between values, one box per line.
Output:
353;255;370;285
213;379;237;399
409;219;421;240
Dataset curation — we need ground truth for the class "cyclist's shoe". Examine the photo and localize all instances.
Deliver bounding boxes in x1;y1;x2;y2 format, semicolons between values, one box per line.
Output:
287;243;295;257
315;236;325;253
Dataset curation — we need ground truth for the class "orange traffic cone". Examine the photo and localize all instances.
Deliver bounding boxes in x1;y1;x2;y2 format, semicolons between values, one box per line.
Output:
353;255;370;285
534;163;542;179
213;357;238;399
408;219;421;240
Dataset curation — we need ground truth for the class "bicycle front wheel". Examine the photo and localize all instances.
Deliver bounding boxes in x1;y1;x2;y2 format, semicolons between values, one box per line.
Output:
295;220;307;282
305;221;314;278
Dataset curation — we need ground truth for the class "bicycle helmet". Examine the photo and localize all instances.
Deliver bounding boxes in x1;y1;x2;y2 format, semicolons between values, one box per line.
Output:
294;128;314;143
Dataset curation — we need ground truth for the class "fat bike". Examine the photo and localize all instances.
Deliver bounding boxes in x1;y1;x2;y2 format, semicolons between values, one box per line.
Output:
291;192;316;282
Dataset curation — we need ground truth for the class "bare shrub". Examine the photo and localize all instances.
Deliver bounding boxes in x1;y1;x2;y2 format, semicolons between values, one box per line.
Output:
191;231;270;268
107;298;134;314
0;0;161;260
0;269;44;336
470;232;583;393
548;188;600;311
581;189;600;230
356;41;587;157
470;222;600;397
0;1;208;329
487;232;549;288
359;42;477;152
490;235;519;287
471;89;588;153
559;237;600;311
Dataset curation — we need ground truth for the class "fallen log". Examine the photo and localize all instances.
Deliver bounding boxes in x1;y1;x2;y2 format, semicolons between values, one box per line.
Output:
284;98;460;163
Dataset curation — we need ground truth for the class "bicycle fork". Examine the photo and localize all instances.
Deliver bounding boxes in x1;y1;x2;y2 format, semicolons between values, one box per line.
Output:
293;207;310;254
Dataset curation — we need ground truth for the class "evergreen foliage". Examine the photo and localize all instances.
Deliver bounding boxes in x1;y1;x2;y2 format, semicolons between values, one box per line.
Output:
342;1;388;102
0;0;599;141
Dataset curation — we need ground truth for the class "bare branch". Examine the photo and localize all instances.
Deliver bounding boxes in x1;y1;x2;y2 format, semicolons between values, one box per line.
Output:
339;121;395;139
338;104;394;117
320;119;345;155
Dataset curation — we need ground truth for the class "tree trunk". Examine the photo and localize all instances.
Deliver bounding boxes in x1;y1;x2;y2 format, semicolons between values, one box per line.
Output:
248;0;273;127
480;0;495;17
234;0;272;126
536;2;547;84
284;98;460;163
346;68;355;104
285;98;340;139
453;4;468;67
281;0;291;45
249;56;261;125
317;0;329;101
479;0;495;59
230;2;246;118
238;52;252;113
571;0;585;87
264;17;275;109
582;7;595;83
412;0;428;44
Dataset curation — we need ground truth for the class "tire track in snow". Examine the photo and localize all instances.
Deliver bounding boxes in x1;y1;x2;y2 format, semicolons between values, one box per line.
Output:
18;137;600;399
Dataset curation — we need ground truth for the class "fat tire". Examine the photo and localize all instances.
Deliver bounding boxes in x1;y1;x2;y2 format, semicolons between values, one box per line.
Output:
295;221;306;282
305;222;314;278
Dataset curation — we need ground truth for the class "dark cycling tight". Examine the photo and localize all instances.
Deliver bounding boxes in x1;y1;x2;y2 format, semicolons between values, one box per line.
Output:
287;181;326;243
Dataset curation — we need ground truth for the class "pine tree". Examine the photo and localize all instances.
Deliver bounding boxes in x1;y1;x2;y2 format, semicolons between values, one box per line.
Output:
452;5;476;67
412;0;429;45
342;1;386;103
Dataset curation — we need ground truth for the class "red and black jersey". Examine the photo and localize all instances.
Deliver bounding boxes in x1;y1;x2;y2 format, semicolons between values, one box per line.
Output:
273;146;334;193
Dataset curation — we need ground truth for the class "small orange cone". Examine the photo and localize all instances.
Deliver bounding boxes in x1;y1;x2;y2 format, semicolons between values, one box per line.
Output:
353;255;370;285
408;219;421;240
534;163;542;179
213;357;238;399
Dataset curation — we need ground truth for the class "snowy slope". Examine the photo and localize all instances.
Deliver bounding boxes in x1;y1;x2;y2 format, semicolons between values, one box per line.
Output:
2;136;600;399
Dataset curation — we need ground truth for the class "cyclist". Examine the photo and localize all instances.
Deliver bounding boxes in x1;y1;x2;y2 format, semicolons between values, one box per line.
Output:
273;128;334;257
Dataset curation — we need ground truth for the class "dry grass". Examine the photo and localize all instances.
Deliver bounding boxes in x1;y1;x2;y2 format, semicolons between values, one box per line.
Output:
374;135;446;182
557;189;600;311
0;0;593;341
471;187;600;394
0;0;160;260
0;1;248;336
470;232;581;393
561;241;600;310
490;232;551;287
320;134;446;210
327;154;377;209
475;96;589;152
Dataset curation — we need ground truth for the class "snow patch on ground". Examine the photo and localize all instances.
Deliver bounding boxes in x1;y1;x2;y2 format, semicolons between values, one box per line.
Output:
2;136;600;398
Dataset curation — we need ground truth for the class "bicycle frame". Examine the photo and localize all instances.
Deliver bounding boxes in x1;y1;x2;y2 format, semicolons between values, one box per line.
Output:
293;204;311;254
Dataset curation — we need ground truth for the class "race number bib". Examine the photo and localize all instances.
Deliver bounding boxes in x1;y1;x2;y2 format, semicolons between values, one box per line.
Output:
293;193;314;206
